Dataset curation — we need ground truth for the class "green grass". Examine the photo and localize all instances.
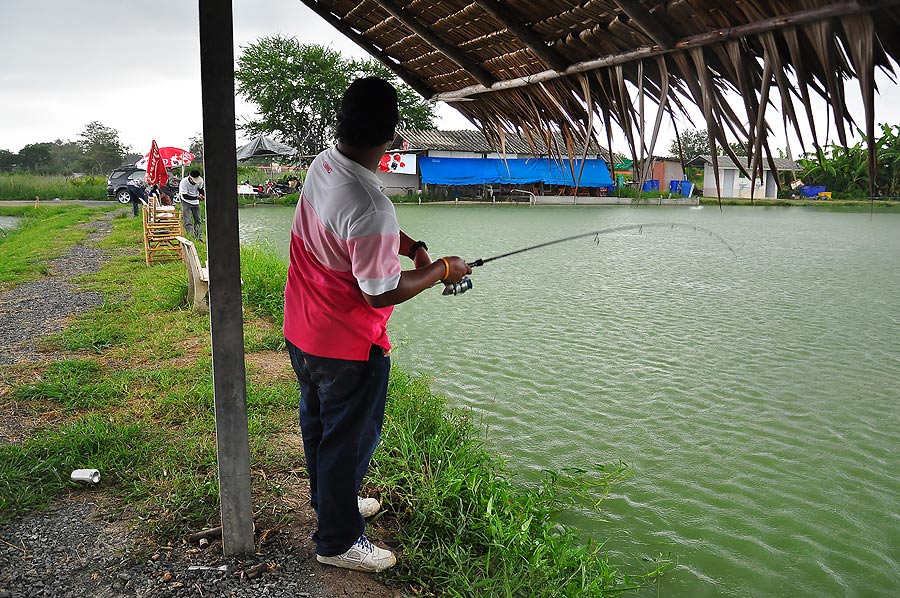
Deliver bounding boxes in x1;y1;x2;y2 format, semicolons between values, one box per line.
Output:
0;173;109;200
0;205;115;287
240;243;289;326
10;359;125;411
0;414;163;515
699;196;900;208
0;210;662;595
372;371;660;596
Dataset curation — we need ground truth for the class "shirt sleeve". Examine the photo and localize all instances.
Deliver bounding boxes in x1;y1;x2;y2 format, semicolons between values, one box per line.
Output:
347;209;401;296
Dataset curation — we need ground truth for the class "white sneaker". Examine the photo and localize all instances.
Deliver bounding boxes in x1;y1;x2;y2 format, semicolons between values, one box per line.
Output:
357;496;381;518
316;535;396;572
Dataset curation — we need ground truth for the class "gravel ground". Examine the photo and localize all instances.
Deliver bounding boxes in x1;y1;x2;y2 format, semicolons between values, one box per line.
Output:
0;210;403;598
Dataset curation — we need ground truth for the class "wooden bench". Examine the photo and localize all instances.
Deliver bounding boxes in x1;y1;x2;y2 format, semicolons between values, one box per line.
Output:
175;236;209;312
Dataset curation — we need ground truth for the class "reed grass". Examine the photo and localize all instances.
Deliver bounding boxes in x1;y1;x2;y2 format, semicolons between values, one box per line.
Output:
0;173;108;201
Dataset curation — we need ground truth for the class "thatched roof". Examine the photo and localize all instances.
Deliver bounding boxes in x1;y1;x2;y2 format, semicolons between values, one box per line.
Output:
299;0;900;197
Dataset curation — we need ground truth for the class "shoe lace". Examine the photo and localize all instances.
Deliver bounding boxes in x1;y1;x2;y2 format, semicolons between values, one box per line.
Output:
354;535;374;552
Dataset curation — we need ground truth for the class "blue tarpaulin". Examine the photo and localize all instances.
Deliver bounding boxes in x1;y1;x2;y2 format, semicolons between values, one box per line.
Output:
419;157;614;187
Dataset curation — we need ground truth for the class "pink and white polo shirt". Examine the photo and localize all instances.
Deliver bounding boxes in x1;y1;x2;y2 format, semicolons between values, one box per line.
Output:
283;147;401;360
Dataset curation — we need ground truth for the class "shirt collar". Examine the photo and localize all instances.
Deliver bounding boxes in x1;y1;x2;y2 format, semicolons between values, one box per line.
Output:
326;146;381;186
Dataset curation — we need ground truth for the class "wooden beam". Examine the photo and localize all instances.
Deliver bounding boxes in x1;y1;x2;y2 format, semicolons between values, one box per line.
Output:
433;0;899;101
297;0;435;99
377;0;496;87
613;0;676;49
197;0;255;557
470;0;570;72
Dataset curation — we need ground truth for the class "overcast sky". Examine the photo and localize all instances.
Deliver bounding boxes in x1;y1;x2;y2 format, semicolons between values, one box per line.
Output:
1;0;898;158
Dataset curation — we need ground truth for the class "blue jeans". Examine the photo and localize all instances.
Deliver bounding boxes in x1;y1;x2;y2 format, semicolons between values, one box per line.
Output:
286;340;390;556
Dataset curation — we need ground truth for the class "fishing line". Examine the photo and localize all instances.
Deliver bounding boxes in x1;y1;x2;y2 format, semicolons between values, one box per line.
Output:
469;222;735;267
441;222;734;295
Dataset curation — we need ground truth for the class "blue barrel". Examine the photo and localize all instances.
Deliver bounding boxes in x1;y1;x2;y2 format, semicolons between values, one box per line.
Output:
642;179;660;192
800;185;826;198
681;181;694;197
669;180;682;193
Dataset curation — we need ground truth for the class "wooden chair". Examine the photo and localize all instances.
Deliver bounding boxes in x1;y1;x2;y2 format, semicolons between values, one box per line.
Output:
175;236;209;312
142;197;183;266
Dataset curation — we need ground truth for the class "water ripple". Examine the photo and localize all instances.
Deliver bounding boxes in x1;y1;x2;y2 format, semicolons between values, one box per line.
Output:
240;205;900;598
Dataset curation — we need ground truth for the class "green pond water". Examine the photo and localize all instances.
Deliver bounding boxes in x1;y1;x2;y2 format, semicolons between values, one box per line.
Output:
239;204;900;597
0;216;20;230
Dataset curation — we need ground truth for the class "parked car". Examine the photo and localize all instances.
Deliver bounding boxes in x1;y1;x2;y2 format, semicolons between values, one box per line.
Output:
107;166;180;204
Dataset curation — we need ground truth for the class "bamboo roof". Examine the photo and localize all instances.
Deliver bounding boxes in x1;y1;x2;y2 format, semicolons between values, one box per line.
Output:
299;0;900;196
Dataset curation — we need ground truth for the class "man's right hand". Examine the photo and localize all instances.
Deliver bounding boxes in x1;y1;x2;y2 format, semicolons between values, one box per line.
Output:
441;256;472;284
362;255;473;308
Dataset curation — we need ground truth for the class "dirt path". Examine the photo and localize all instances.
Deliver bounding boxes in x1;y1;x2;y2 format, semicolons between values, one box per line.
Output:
0;211;403;598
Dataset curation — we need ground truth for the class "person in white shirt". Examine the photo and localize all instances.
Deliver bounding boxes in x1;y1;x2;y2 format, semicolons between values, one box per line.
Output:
178;169;205;241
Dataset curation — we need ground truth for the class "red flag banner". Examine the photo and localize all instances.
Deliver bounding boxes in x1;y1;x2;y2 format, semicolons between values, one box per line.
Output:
144;140;169;187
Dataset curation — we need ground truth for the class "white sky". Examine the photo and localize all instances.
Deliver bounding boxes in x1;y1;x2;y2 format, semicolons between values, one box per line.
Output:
1;0;897;158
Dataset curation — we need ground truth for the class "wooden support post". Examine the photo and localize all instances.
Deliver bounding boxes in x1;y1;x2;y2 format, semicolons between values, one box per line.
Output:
197;0;255;557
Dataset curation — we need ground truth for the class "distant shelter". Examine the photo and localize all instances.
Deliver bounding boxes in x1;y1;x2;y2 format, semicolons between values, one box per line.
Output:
687;155;800;199
377;129;618;202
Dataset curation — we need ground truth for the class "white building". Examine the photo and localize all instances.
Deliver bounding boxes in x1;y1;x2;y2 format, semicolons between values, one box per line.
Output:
687;155;799;199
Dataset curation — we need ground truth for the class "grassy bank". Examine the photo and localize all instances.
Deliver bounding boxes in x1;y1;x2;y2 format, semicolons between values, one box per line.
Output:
0;208;661;596
0;204;116;289
0;173;108;201
699;196;900;208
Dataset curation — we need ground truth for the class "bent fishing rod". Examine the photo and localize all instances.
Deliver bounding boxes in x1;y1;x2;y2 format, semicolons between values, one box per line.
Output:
442;222;735;296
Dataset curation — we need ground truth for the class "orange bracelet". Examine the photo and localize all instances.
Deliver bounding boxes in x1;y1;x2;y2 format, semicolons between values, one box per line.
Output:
439;257;450;282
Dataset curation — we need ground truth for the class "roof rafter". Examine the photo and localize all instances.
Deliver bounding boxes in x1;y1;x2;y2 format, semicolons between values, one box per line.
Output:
470;0;570;71
377;0;497;87
296;0;436;99
613;0;675;49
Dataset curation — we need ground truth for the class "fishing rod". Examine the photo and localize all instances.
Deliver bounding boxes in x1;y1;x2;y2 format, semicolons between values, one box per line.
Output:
442;222;735;296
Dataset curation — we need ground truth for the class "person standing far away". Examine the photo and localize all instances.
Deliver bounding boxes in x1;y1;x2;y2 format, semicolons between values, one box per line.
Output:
179;169;205;241
126;178;147;217
283;77;471;573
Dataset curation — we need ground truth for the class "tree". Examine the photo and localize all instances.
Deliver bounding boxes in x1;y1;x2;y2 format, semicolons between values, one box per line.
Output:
78;121;127;174
669;128;747;160
48;140;85;174
0;149;17;172
799;123;900;198
668;128;708;161
189;133;204;164
235;36;436;156
18;143;53;171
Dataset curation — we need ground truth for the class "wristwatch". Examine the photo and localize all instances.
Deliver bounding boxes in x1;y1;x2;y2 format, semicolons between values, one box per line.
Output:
407;240;428;259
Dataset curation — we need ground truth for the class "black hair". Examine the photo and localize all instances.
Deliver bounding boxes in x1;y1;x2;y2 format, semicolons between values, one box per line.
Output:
335;77;399;148
189;169;201;178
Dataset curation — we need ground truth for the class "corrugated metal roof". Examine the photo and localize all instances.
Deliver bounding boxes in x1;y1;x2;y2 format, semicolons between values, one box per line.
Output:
397;129;617;163
688;155;800;172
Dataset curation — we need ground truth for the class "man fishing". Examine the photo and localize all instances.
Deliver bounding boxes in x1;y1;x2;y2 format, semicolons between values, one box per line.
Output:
283;76;471;573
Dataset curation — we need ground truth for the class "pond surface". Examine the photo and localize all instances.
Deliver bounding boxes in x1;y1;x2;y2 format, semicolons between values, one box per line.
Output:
239;204;900;597
0;216;20;230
